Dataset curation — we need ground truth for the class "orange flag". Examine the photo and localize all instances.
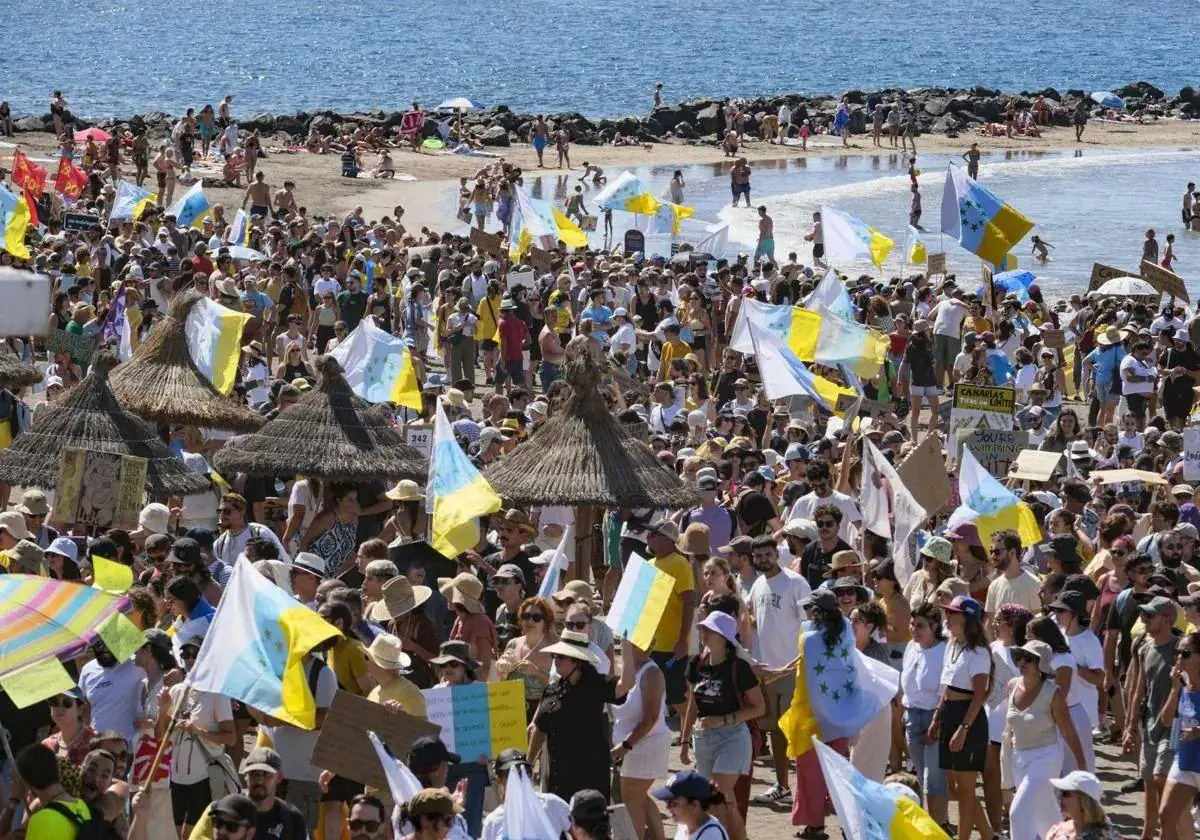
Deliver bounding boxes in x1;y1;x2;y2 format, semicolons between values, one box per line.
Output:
11;150;47;199
54;157;88;201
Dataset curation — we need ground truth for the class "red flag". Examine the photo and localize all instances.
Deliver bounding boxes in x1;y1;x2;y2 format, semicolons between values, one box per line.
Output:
11;149;47;199
54;157;88;201
23;189;39;228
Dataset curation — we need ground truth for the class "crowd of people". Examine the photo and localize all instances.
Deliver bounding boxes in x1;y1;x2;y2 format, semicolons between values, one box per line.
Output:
2;93;1200;840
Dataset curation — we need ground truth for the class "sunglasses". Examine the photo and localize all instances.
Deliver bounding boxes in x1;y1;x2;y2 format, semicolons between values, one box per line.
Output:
348;819;381;832
522;613;545;622
1182;651;1196;660
48;697;77;709
565;619;590;630
214;818;248;832
816;520;836;528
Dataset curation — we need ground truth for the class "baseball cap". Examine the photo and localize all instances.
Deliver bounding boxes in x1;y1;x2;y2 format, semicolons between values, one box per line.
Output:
942;595;983;620
1139;595;1176;616
492;748;531;774
212;794;257;824
945;522;982;549
570;789;609;823
1050;770;1103;802
490;563;526;585
167;537;204;567
720;536;754;555
803;590;840;614
239;746;282;775
698;474;719;491
652;769;712;803
408;736;461;768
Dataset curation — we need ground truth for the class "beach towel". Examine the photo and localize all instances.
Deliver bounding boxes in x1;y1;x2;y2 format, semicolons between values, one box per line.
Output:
398;111;424;138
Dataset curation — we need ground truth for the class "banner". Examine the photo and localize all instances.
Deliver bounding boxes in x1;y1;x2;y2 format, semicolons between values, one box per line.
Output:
55;448;147;530
949;383;1015;448
1185;429;1200;482
421;680;526;760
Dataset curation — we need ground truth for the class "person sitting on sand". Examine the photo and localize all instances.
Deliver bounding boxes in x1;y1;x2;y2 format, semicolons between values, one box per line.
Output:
221;151;243;187
372;151;396;179
306;128;330;154
722;128;739;157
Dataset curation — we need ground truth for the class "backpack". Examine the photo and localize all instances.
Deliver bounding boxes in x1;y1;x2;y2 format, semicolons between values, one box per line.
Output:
45;801;122;840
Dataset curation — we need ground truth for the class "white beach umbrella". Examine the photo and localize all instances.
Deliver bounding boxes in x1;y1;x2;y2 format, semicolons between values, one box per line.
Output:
1097;276;1157;296
436;97;483;111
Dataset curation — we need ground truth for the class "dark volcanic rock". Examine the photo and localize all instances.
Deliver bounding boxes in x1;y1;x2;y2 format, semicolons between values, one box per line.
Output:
1117;81;1164;101
480;126;510;147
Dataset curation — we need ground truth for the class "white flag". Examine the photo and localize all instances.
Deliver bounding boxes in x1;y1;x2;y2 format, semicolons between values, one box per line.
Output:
366;731;422;837
503;765;561;840
860;440;926;585
537;525;574;598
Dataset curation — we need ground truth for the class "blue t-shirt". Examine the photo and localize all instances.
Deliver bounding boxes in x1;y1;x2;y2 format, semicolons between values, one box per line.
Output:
1085;345;1126;387
579;305;614;332
1174;687;1200;771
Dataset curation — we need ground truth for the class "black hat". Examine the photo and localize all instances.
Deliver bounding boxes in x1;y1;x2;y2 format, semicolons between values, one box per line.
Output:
492;748;530;774
408;736;461;769
1047;590;1088;617
570;789;609;823
454;378;476;392
167;537;204;567
212;793;257;825
1061;573;1100;602
803;590;840;614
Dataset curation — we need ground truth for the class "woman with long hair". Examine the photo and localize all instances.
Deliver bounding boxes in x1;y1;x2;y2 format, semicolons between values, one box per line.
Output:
984;604;1034;833
1046;771;1120;839
931;595;994;840
651;771;732;840
946;524;991;602
1027;616;1083;766
1041;408;1081;454
611;639;669;840
1048;592;1103;773
903;319;939;442
1004;639;1086;840
902;537;955;611
495;596;559;720
378;480;427;543
300;483;360;576
1155;631;1200;839
901;603;949;828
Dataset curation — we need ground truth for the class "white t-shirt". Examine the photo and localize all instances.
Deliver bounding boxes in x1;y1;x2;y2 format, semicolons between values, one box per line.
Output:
1118;430;1144;453
611;322;637;354
747;567;811;668
952;351;973;378
1027;427;1048;447
480;792;570;840
312;276;340;299
932;300;969;338
1152;315;1185;337
287;480;319;551
984;570;1042;616
675;816;730;840
901;640;947;710
262;659;337;782
789;491;861;544
1067;628;1103;727
1120;354;1156;395
168;687;234;784
939;642;991;691
1050;649;1080;708
78;659;147;744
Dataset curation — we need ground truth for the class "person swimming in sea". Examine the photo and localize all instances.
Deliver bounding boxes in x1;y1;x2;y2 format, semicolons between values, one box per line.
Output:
1031;235;1054;262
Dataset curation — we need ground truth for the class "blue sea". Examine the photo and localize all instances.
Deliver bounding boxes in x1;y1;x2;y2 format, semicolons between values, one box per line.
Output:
3;0;1195;118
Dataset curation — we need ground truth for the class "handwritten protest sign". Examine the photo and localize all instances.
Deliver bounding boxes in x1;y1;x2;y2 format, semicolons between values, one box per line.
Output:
469;227;505;257
312;691;441;789
605;553;676;651
1089;263;1136;291
1185;429;1200;481
92;556;134;593
56;449;146;531
949;384;1015;450
421;680;526;760
1010;449;1063;483
1141;260;1189;302
898;434;952;516
926;252;947;277
64;212;101;232
528;247;555;274
0;657;76;709
1091;469;1168;486
96;612;147;662
959;428;1029;477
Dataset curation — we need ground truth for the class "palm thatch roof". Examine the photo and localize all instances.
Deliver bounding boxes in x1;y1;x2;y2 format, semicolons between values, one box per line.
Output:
0;344;42;390
212;356;428;482
482;346;700;508
108;291;264;432
0;353;210;496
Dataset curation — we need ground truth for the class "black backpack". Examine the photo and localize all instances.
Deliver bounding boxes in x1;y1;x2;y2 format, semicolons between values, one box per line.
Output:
44;801;122;840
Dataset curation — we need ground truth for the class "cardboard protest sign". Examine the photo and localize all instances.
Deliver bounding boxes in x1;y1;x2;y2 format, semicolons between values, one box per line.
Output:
312;691;441;790
1010;449;1063;483
959;428;1029;477
835;392;887;418
897;435;953;516
469;227;505;257
403;423;433;460
421;680;526;760
528;247;555;274
949;384;1015;447
55;449;146;531
47;329;94;364
982;265;996;310
507;269;535;293
1185;428;1200;481
1141;260;1189;302
1091;469;1168;486
1089;263;1136;291
926;252;947;277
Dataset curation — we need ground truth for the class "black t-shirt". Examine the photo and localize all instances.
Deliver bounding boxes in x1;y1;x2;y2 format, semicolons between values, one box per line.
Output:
735;490;777;537
257;799;308;840
337;290;369;330
480;549;535;616
686;653;759;718
800;538;852;591
711;370;741;409
905;337;937;387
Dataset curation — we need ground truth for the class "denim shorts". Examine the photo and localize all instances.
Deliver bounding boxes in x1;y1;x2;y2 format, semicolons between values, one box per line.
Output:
693;720;751;777
903;706;949;797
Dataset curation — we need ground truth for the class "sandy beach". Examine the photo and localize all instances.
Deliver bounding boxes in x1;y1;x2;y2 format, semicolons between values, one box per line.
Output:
9;117;1200;238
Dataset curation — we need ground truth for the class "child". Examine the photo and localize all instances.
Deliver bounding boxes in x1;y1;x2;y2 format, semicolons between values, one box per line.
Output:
1031;234;1054;262
1163;232;1178;270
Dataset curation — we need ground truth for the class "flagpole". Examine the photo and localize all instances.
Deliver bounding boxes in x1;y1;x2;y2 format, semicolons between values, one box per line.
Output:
142;684;193;794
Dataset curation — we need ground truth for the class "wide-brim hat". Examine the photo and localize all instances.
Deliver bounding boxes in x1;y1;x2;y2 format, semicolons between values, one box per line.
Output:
16;490;50;517
824;549;865;578
1095;325;1128;346
367;576;432;622
438;572;485;614
428;640;480;673
385;479;425;502
1009;639;1054;675
676;522;712;556
365;632;412;671
542;630;601;667
241;341;265;360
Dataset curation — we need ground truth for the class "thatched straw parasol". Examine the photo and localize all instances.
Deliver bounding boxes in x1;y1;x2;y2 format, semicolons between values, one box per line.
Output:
0;353;210;496
482;346;700;509
212;355;428;482
108;290;264;432
0;344;43;391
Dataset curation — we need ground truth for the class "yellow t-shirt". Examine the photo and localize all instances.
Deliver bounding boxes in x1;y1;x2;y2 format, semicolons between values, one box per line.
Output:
658;339;690;380
28;795;91;840
476;294;502;343
327;637;370;697
648;551;696;653
369;675;428;718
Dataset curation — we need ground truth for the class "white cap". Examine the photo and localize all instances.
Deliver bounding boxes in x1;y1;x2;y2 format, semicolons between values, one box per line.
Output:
687;409;707;427
613;307;629;318
1050;771;1102;803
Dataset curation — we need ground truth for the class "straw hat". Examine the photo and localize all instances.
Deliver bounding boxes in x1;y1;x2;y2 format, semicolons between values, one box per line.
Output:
364;633;412;671
676;522;712;556
438;572;486;614
367;576;432;622
824;549;865;578
384;479;424;502
1095;325;1128;346
241;341;265;360
542;630;602;667
501;509;536;533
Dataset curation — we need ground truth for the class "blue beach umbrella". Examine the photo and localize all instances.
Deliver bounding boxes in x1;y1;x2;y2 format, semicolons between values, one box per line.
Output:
1090;91;1125;110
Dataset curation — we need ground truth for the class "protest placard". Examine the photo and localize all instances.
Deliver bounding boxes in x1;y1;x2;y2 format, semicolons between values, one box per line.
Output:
982;265;996;310
0;657;77;709
55;449;147;531
623;229;645;254
605;553;676;650
421;680;526;761
1089;263;1136;291
468;227;505;257
507;269;535;292
404;423;433;460
1185;428;1200;481
1141;260;1190;302
926;252;947;276
96;612;147;662
312;691;441;789
92;556;134;593
897;434;952;515
64;212;101;232
1041;329;1066;349
834;392;887;418
1091;469;1168;486
528;247;555;274
959;428;1029;476
1010;449;1063;483
949;384;1015;446
0;268;53;336
46;329;94;364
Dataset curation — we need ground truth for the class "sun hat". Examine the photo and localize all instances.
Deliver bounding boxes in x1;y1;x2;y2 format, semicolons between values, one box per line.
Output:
384;479;424;502
697;610;740;646
46;536;79;565
291;552;327;578
542;630;602;666
945;522;983;549
919;536;953;565
364;633;412;671
442;388;467;409
6;540;43;573
137;502;171;535
832;576;872;602
551;580;598;610
367;576;432;622
438;572;486;614
935;577;970;600
406;788;462;818
677;523;712;556
1068;440;1098;460
1050;770;1103;803
428;640;479;674
0;512;29;541
1095;325;1127;346
1009;639;1054;675
16;490;50;517
824;550;865;578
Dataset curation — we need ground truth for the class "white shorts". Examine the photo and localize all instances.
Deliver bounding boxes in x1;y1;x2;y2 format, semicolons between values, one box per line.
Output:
620;731;671;780
909;385;939;398
1168;762;1200;788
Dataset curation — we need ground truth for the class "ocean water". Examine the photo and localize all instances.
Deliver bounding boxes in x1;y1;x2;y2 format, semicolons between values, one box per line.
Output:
516;147;1200;299
2;0;1195;118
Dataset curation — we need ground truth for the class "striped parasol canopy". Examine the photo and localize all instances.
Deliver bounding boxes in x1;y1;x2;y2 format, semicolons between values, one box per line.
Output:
0;576;130;678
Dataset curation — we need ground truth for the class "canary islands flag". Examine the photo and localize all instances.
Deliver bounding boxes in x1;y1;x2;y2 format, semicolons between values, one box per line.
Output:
941;164;1034;267
230;208;251;247
814;737;950;840
820;205;894;269
166;181;212;229
429;397;502;558
948;447;1042;547
593;171;660;215
185;295;252;394
110;181;154;221
328;318;422;411
780;617;897;758
807;268;853;319
747;321;856;412
509;186;587;260
0;184;31;261
729;298;823;361
814;310;889;379
186;556;339;728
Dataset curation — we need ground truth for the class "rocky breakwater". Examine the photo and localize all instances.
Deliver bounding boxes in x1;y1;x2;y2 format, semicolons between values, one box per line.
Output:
9;81;1195;148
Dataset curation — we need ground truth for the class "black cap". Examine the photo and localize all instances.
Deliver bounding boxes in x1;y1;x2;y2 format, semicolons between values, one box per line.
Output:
185;527;216;551
408;736;460;768
167;537;204;567
803;590;840;614
493;748;530;774
454;378;476;392
570;789;608;823
212;793;257;824
1061;573;1100;601
1048;590;1088;616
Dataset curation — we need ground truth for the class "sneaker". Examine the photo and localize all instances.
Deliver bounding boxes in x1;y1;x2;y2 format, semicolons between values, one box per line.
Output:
754;783;792;804
1120;777;1144;794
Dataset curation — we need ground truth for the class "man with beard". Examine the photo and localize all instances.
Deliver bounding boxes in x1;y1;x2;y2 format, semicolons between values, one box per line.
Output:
347;794;388;840
77;640;146;745
187;747;307;840
746;535;811;805
475;510;536;616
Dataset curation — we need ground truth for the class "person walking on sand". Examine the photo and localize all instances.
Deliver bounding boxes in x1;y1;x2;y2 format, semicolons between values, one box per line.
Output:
902;105;919;153
755;206;775;263
963;142;981;179
730;158;751;208
805;211;825;268
555;125;571;169
872;103;884;147
153;144;177;206
532;116;550;167
1031;235;1054;263
1074;100;1089;142
242;170;273;219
